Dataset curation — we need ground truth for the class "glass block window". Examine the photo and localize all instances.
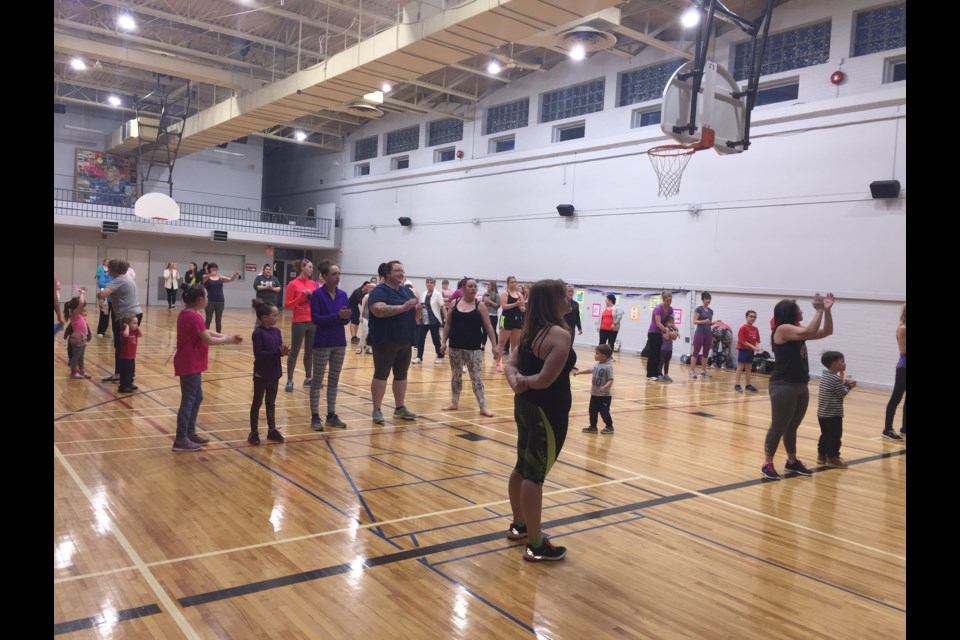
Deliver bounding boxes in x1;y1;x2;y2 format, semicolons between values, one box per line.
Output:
486;99;529;135
733;21;831;81
354;136;378;162
631;108;662;128
490;135;515;153
619;60;684;107
385;126;419;155
854;4;906;57
428;118;463;147
754;82;799;107
541;79;605;123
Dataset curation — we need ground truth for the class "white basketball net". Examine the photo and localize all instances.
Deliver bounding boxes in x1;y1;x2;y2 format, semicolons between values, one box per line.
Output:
648;146;695;198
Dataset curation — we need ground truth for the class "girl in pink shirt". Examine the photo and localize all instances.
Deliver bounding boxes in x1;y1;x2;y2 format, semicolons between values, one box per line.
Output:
172;284;243;452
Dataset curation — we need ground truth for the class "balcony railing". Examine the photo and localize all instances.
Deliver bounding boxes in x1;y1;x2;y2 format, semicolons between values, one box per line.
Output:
54;188;332;240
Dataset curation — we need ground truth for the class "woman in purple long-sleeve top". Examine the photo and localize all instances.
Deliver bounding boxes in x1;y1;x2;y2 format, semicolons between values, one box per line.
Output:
249;300;291;446
308;261;352;432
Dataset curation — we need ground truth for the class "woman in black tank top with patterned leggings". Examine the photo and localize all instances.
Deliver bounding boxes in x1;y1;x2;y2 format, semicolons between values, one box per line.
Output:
504;279;576;562
761;293;835;481
440;279;501;416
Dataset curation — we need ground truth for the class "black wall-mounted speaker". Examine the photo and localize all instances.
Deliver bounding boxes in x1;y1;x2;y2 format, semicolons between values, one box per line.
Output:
557;204;575;217
54;103;66;115
398;216;412;227
212;230;228;242
870;180;901;199
101;220;119;234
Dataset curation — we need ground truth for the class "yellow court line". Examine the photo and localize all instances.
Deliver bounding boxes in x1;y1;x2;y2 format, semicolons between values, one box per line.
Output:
54;446;202;639
442;413;906;563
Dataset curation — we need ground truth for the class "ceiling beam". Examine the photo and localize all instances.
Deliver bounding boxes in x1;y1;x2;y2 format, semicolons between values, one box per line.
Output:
609;23;695;60
450;63;511;84
307;0;398;23
252;131;341;151
92;0;325;59
383;98;472;121
399;79;478;102
54;23;274;87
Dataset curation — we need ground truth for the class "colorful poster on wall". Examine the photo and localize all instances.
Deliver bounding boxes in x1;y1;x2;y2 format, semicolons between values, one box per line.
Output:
629;306;640;320
592;303;601;317
75;148;138;206
673;309;682;323
575;290;585;304
649;295;661;310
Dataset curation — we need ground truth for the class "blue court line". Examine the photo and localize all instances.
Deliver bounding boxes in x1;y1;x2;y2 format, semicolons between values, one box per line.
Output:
324;439;402;549
360;469;489;493
174;450;906;608
368;457;483;505
385;496;599;540
54;604;162;635
641;513;907;613
416;559;537;636
624;482;667;498
410;533;419;548
429;514;648;567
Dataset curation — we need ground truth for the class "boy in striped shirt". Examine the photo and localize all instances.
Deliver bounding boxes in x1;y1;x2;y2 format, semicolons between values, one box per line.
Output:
817;351;857;468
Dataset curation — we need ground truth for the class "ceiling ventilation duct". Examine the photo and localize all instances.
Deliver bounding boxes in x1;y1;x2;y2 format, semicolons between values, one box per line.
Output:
344;101;385;118
557;26;617;53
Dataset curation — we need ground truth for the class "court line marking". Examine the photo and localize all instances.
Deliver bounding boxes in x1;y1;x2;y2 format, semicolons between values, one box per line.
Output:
53;446;201;639
441;413;907;562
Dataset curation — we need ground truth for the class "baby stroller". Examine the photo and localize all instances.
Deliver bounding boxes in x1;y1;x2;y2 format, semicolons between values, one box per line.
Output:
707;322;734;370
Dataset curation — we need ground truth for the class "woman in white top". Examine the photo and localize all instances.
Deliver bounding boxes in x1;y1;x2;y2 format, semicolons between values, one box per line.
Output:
163;262;180;310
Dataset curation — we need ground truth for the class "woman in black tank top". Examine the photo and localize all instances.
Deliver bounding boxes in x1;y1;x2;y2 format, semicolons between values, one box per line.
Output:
761;294;835;481
499;276;525;372
440;279;500;416
503;279;575;562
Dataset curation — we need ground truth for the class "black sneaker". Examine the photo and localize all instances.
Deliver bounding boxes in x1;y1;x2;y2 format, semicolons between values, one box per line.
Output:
582;426;598;433
351;336;360;344
506;522;528;541
172;440;202;452
247;431;260;446
118;386;137;393
266;429;285;443
760;463;780;480
600;426;614;434
325;414;347;429
784;459;812;476
882;429;903;441
310;416;324;432
102;374;120;382
188;434;210;445
524;537;567;562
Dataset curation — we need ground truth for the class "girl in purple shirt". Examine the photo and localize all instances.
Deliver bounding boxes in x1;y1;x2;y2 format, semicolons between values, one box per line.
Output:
249;300;291;446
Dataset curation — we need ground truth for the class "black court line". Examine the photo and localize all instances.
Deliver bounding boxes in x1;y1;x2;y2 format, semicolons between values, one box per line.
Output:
457;432;490;442
176;448;906;608
54;604;162;635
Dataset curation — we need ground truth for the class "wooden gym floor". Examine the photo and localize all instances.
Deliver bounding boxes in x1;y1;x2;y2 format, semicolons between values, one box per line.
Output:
54;308;906;639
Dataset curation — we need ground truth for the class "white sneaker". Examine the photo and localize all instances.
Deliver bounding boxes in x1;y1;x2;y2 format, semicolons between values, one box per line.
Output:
435;357;445;364
356;347;363;354
412;357;422;364
364;346;372;354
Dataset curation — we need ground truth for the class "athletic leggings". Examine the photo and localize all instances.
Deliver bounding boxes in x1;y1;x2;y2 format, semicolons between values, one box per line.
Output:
166;288;178;308
764;381;809;457
287;321;316;381
598;329;618;350
646;332;663;378
448;348;486;407
205;301;225;333
310;347;346;416
884;366;906;433
250;377;279;432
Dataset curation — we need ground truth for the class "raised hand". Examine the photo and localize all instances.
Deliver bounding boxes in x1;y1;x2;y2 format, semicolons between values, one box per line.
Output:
811;293;824;310
823;293;836;309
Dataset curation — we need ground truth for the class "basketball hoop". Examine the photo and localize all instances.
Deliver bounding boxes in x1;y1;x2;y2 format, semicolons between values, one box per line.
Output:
134;192;181;223
647;127;715;199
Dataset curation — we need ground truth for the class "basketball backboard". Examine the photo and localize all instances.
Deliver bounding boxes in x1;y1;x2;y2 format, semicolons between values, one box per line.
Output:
661;60;746;155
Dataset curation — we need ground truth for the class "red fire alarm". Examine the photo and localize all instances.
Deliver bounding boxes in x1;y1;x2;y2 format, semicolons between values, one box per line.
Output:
830;70;845;85
455;150;464;159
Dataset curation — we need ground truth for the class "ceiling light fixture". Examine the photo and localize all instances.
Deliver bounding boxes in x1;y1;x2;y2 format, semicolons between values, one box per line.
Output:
117;14;137;31
107;95;121;106
568;44;586;61
681;7;701;28
294;130;307;141
70;58;87;71
381;82;392;93
486;61;502;75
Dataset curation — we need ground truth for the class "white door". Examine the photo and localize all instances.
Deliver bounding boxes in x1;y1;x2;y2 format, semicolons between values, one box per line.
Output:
126;249;151;307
